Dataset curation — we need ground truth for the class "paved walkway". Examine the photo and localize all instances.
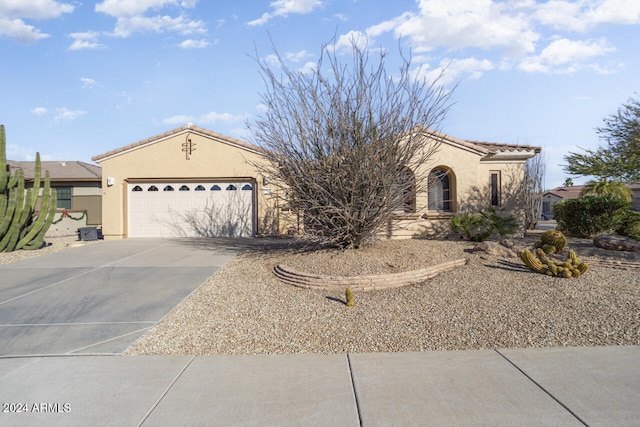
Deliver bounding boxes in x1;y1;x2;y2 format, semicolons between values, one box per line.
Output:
1;345;638;426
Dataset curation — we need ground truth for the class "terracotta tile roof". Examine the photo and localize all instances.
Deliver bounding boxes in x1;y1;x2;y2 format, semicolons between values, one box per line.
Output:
543;185;585;199
419;127;541;155
91;124;262;162
7;160;101;181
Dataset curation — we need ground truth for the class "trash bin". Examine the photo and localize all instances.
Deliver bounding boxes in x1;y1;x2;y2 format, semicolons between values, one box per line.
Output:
78;227;98;241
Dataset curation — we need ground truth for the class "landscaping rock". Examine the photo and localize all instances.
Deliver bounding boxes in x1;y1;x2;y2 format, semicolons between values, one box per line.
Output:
470;241;517;257
593;234;640;253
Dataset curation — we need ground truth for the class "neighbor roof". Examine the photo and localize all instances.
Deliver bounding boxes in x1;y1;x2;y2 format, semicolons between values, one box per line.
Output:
92;124;262;163
543;186;585;200
7;160;101;182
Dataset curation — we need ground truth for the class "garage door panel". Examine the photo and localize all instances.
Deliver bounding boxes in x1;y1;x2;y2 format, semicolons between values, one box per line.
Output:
128;182;254;238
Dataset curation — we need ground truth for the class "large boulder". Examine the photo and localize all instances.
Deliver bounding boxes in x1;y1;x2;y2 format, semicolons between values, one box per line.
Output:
470;241;517;257
593;234;640;253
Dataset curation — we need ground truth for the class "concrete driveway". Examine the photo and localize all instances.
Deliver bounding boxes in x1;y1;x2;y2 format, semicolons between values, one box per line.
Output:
0;239;237;356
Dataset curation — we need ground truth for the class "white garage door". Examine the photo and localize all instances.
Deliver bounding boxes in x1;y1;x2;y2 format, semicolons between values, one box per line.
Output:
127;181;254;238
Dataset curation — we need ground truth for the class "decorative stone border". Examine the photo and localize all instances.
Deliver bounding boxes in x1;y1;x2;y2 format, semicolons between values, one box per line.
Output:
273;258;468;291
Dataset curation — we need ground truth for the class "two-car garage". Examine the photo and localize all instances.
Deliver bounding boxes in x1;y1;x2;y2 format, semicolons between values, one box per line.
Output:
127;181;255;238
93;125;271;240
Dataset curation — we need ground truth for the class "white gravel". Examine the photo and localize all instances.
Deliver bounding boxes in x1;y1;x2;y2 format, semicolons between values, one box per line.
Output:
124;236;640;355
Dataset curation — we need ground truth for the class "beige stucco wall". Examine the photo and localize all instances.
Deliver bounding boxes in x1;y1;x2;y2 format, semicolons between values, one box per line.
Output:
97;130;276;239
392;135;530;238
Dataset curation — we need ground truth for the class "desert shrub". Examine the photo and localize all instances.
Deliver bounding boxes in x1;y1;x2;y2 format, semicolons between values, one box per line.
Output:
615;209;640;241
450;207;518;242
554;195;630;238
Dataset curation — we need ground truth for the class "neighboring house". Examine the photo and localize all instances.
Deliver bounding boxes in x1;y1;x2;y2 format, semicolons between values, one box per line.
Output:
7;160;102;234
93;124;541;240
541;186;585;220
542;183;640;219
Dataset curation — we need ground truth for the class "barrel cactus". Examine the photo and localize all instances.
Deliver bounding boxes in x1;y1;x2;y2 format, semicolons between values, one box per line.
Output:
0;125;57;252
519;248;588;278
533;230;567;254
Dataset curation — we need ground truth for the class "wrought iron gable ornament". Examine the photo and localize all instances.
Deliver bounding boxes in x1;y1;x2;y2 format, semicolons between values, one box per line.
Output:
182;133;196;160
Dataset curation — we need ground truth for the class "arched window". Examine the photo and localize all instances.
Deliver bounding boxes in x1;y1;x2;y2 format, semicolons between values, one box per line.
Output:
132;185;143;192
428;168;452;211
241;184;253;191
163;185;174;191
195;185;206;191
179;185;190;191
226;184;237;191
148;185;158;191
211;185;221;191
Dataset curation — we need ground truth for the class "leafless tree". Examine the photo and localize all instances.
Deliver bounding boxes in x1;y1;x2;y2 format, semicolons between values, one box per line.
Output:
523;153;546;230
249;36;453;248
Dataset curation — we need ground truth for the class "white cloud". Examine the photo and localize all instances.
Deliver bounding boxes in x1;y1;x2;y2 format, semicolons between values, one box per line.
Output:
391;0;539;56
200;111;247;124
95;0;205;41
248;0;324;26
333;30;368;53
54;108;86;122
68;31;105;50
0;0;73;43
163;111;247;126
587;0;640;26
111;15;206;37
95;0;189;17
80;77;98;88
519;38;615;74
413;57;494;86
0;18;49;43
31;107;48;116
299;61;317;74
285;50;312;62
0;0;74;20
534;0;640;31
178;38;209;49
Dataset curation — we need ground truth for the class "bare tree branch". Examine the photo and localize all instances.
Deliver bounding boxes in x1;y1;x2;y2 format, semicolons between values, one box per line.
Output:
249;36;453;248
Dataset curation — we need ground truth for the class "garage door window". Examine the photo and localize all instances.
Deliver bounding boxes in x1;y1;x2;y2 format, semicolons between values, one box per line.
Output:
242;184;253;190
211;185;221;191
164;185;174;191
226;184;237;191
132;185;143;192
195;185;205;191
149;185;158;191
179;185;190;191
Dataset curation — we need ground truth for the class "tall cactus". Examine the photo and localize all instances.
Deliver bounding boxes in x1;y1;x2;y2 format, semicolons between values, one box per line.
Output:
0;125;57;252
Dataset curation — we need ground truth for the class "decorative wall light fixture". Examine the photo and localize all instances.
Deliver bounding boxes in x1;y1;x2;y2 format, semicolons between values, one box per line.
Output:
182;133;196;160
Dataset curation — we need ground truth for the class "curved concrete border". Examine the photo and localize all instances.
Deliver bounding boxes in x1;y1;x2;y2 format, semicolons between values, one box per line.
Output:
274;258;468;291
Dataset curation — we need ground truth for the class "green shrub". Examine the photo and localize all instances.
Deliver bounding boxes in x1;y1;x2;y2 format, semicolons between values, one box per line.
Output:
554;196;630;238
616;210;640;241
450;207;518;242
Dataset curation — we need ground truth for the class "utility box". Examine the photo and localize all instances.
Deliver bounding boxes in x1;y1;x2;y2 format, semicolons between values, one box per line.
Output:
78;227;98;241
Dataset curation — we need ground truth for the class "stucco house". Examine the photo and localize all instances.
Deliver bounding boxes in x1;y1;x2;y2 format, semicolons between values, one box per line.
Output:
541;186;584;220
7;160;102;235
543;184;640;219
92;124;540;240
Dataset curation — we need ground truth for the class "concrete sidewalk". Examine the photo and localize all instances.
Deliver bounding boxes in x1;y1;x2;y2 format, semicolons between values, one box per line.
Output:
1;345;638;426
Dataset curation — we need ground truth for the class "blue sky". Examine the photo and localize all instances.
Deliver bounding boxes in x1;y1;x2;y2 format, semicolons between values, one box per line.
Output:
1;0;639;189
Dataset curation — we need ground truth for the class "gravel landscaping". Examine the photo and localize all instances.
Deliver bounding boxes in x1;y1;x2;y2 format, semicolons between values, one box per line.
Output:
124;235;640;355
